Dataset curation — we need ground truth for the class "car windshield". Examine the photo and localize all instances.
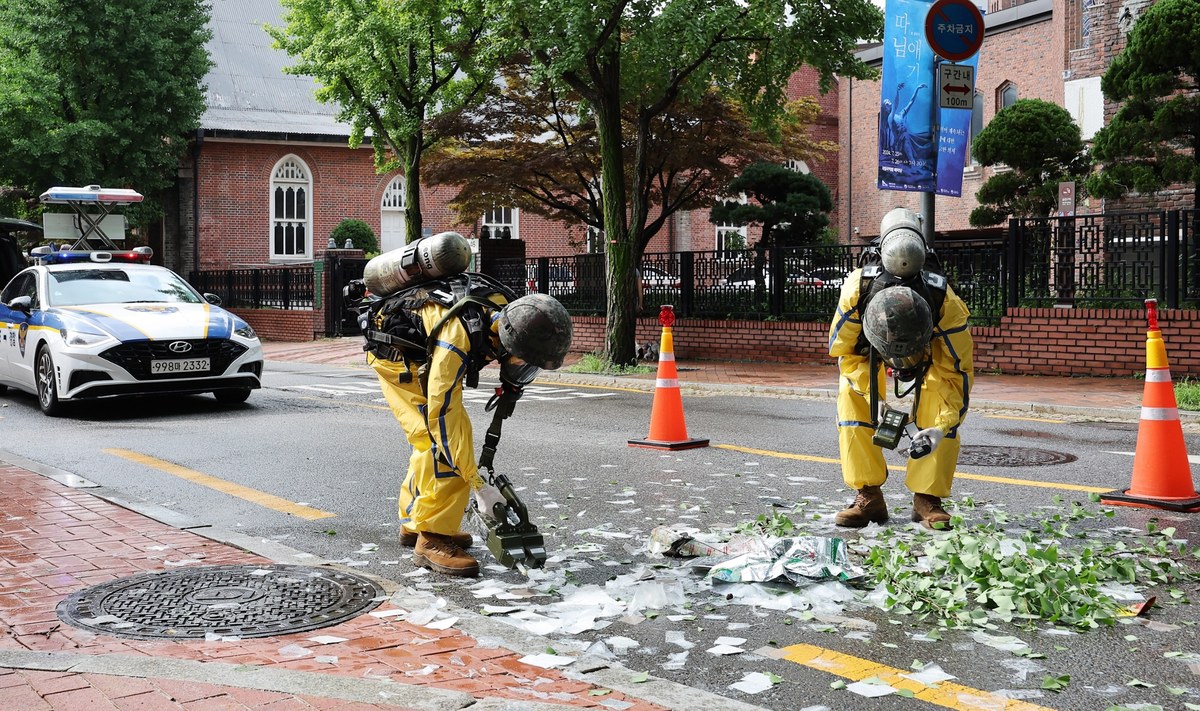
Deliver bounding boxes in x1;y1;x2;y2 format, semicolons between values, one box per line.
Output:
47;268;203;307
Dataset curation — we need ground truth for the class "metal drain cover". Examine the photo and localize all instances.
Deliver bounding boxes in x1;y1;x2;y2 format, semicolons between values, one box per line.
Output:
58;564;384;640
957;445;1077;467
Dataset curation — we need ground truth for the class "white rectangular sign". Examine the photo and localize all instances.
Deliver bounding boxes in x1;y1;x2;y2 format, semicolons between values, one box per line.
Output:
42;213;126;241
938;63;975;110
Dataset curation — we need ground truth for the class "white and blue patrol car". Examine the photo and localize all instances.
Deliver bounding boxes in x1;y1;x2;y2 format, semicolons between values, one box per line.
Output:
0;246;263;416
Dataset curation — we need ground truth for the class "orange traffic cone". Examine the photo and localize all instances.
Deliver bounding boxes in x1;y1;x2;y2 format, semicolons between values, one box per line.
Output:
628;306;709;451
1101;299;1200;512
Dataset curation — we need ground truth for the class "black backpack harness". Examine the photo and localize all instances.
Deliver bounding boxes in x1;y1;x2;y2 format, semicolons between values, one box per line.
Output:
360;272;516;390
852;246;949;427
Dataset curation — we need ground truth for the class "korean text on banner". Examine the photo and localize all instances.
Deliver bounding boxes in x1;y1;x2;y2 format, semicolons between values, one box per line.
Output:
879;0;980;197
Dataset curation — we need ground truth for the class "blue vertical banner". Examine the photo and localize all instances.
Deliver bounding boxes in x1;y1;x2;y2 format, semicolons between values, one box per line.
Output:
879;0;981;197
878;0;936;193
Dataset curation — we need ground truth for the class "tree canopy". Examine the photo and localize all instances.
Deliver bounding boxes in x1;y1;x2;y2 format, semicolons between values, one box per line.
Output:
1086;0;1200;208
968;99;1089;227
425;63;836;251
489;0;882;364
269;0;501;243
0;0;211;222
711;162;833;247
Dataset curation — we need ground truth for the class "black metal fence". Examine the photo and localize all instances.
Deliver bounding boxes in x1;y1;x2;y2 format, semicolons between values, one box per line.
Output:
188;265;315;310
187;209;1200;332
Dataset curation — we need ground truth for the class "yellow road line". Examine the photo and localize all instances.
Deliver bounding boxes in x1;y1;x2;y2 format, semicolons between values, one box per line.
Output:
104;448;336;520
781;643;1052;710
982;414;1065;423
714;444;1110;494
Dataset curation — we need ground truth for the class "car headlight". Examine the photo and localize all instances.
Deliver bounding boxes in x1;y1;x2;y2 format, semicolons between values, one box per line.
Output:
235;323;257;339
60;329;115;347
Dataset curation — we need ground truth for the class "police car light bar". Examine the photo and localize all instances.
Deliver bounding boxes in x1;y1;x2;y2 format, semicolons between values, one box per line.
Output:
39;185;144;204
30;245;153;265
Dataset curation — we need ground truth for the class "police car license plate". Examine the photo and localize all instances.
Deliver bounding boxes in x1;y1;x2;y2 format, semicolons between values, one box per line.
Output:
151;357;210;374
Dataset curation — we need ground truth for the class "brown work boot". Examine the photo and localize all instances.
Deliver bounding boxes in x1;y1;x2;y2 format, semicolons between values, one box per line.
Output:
413;532;480;577
911;493;952;530
399;527;472;549
834;485;888;528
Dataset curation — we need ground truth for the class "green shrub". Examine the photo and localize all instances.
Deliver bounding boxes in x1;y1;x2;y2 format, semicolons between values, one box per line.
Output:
330;219;377;252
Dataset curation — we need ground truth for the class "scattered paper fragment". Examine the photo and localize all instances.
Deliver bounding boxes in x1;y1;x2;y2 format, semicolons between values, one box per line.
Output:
424;616;458;630
519;653;576;668
707;644;745;656
714;636;747;647
903;663;956;685
729;672;776;694
308;636;347;645
846;680;896;697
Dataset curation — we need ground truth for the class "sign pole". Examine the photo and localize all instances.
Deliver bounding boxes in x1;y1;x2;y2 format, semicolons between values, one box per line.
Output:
922;0;986;246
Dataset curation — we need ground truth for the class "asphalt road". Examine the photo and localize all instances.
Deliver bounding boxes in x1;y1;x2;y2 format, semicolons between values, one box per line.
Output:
1;361;1198;710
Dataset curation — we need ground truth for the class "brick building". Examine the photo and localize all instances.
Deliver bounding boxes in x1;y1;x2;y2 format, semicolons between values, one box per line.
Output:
164;0;840;277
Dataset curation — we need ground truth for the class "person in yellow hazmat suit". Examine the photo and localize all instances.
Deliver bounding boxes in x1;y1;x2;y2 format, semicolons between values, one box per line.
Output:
827;207;973;530
365;282;572;577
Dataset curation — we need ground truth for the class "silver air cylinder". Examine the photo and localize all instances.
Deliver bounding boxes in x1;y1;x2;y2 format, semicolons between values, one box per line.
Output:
363;231;471;297
878;207;926;278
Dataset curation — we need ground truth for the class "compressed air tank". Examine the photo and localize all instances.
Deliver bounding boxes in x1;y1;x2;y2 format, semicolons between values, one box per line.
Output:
363;231;472;297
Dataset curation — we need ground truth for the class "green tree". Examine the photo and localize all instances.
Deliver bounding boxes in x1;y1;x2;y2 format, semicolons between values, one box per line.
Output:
0;0;211;222
710;161;832;294
330;218;377;253
269;0;499;245
1086;0;1200;209
968;99;1089;227
491;0;881;365
425;62;836;248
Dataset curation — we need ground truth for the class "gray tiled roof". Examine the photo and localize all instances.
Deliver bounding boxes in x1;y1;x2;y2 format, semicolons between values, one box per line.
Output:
203;0;350;138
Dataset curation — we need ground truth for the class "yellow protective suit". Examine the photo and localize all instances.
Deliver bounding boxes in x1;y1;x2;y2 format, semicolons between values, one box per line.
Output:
827;268;973;497
369;294;507;536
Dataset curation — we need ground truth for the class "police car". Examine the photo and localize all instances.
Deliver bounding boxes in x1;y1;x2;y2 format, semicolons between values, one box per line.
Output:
0;246;263;416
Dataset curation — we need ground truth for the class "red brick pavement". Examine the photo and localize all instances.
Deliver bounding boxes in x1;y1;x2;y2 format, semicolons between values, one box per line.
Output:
0;463;667;711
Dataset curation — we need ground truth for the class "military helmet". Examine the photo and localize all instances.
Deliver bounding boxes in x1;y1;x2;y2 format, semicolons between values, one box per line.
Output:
498;293;573;370
862;286;933;372
878;207;926;278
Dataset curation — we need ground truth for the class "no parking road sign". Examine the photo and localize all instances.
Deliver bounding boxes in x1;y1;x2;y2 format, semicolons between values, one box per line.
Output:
925;0;985;62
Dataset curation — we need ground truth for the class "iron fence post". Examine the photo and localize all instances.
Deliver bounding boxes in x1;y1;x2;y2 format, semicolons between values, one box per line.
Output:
1166;210;1180;309
679;251;694;318
1006;220;1019;309
769;246;784;318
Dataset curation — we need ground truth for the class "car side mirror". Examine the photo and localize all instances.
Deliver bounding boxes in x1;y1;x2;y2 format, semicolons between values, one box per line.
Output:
8;295;31;315
203;293;222;306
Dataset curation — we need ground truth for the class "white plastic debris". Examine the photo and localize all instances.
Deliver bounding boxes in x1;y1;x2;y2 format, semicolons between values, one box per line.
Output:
707;644;745;656
277;644;312;658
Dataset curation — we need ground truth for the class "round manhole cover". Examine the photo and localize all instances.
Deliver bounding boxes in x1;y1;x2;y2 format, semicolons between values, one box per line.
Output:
58;564;384;640
956;445;1077;467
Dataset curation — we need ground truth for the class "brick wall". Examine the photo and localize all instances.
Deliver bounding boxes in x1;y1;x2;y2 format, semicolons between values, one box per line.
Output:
570;306;1200;377
232;309;322;341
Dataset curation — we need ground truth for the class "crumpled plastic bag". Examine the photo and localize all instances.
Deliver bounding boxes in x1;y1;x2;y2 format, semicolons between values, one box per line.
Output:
648;525;761;558
703;536;865;586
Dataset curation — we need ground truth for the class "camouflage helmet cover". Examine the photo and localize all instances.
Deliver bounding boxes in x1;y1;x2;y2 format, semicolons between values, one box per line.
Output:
862;286;933;371
498;293;573;370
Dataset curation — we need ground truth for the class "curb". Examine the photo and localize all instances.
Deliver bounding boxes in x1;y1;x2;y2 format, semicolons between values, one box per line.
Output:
4;451;770;711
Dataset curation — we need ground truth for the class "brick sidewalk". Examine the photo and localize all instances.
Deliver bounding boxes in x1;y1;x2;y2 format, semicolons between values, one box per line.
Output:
0;462;667;711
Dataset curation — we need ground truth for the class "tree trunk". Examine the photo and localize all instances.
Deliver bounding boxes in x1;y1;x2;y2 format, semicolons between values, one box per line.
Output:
404;132;423;245
593;53;638;366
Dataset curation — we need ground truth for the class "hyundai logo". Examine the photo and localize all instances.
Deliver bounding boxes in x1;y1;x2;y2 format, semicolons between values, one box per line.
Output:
168;341;193;354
